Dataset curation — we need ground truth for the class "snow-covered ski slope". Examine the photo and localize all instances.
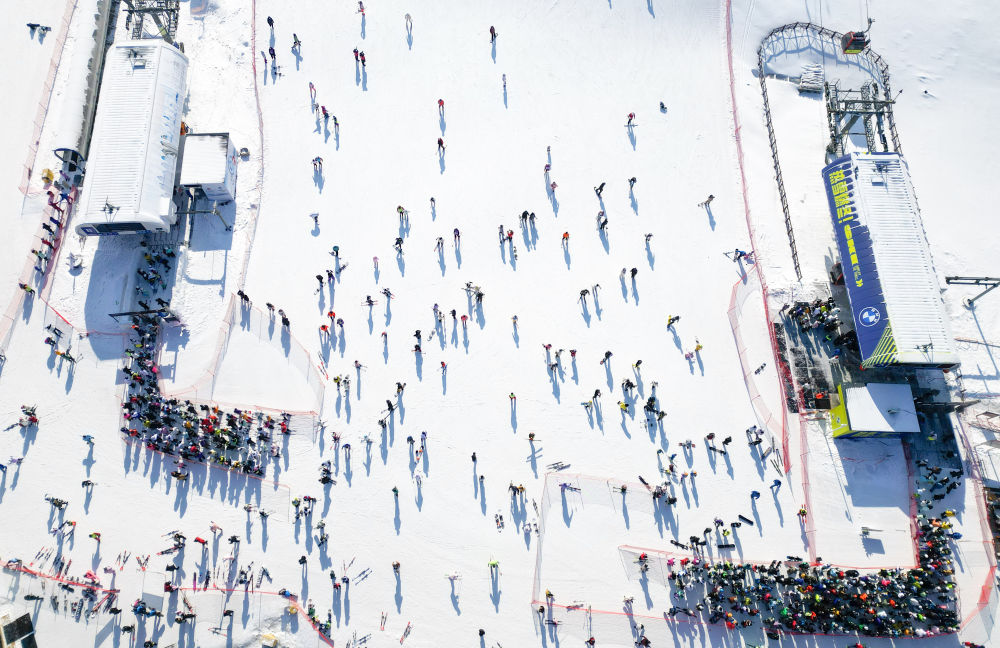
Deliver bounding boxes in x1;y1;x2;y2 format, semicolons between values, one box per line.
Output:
0;0;997;646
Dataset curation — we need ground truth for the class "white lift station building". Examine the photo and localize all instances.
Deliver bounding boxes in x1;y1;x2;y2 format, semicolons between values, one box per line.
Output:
75;40;188;236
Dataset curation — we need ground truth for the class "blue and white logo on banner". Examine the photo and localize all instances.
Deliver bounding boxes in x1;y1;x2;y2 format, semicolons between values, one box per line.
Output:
859;306;881;327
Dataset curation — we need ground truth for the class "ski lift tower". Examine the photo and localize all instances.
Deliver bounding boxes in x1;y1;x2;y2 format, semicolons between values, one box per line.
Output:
123;0;180;43
825;80;897;158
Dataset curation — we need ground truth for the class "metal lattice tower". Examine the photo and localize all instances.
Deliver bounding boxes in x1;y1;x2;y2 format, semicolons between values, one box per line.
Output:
123;0;180;43
825;80;896;157
860;83;878;152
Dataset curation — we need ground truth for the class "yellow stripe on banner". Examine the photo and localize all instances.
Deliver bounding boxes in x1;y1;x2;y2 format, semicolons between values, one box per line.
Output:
829;384;854;438
862;323;897;368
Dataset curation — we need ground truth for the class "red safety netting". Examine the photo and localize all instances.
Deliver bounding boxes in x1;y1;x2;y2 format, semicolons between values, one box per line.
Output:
724;0;794;474
728;272;791;473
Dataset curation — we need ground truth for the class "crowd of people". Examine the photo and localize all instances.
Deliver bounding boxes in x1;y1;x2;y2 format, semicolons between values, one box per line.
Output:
610;461;966;640
119;312;292;478
647;511;960;639
781;297;842;337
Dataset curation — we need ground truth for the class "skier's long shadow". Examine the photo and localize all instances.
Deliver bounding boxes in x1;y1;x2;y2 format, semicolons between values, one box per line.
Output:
527;442;540;477
772;490;784;527
630;188;639;213
560;489;573;527
670;327;682;351
646;242;655;269
394;498;401;534
638;568;653;608
750;444;765;480
450;579;460;614
490;571;501;611
563;245;571;269
706;442;718;472
332;586;342;626
600;227;610;253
